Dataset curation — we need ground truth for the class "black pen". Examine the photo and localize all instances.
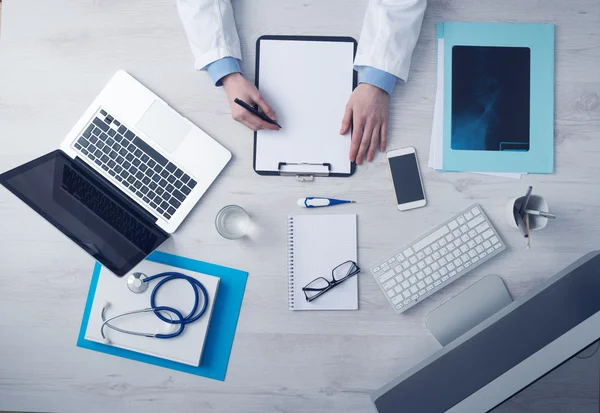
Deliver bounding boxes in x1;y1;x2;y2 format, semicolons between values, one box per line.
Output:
234;98;281;128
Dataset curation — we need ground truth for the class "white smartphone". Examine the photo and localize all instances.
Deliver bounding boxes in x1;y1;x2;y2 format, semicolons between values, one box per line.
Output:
387;147;427;211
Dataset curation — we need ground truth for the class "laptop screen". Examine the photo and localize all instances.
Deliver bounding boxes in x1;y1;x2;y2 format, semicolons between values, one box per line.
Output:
0;151;168;276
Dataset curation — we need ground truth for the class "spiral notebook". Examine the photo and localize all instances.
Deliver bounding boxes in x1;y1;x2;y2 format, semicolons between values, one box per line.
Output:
287;214;358;310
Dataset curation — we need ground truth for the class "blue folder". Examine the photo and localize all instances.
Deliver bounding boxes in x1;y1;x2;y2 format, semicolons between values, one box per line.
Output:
77;251;248;381
438;22;555;173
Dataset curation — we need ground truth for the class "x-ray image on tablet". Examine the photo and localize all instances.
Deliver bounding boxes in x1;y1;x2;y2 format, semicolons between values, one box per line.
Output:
451;46;531;152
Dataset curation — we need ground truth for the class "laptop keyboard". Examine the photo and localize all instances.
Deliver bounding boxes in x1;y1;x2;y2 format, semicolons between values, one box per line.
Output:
61;163;158;251
72;109;197;221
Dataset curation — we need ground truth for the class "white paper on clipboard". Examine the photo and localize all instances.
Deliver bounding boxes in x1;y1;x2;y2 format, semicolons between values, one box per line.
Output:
254;38;355;175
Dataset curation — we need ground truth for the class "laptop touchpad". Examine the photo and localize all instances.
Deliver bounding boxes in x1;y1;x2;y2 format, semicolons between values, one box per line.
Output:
136;101;191;153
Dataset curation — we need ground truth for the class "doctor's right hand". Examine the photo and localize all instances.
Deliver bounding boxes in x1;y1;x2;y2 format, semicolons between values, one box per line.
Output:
222;73;280;132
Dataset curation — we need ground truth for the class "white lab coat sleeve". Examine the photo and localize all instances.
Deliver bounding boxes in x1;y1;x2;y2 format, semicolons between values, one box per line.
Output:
176;0;242;70
354;0;427;82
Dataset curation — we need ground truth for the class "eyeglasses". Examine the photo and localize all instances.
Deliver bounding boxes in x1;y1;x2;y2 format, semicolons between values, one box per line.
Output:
302;260;361;303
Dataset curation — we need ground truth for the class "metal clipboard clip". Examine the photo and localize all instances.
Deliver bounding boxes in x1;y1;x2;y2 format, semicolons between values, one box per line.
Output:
278;162;331;182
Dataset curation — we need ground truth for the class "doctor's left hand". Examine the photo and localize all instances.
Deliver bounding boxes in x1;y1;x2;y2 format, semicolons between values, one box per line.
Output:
340;83;389;165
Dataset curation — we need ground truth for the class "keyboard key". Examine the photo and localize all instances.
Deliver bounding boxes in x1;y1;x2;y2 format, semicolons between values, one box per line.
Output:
126;153;134;162
477;223;490;234
418;290;426;296
467;240;476;249
119;148;128;157
434;280;442;287
188;179;197;189
140;154;149;163
471;207;481;216
147;159;156;168
172;190;186;202
160;200;170;210
494;243;502;249
457;216;466;225
127;175;135;184
382;278;396;289
468;215;485;229
483;230;494;239
123;161;131;170
427;285;434;291
169;198;181;208
392;296;404;305
475;235;484;244
174;180;183;189
134;149;143;157
136;190;143;198
402;280;411;289
460;225;469;234
424;276;433;285
448;220;459;230
81;148;89;156
433;252;441;260
167;175;176;184
410;285;418;294
181;174;190;183
93;118;109;131
142;177;151;185
174;169;183;178
468;230;477;238
409;276;417;284
149;182;158;190
378;270;395;283
145;169;153;177
141;186;149;194
442;275;449;282
464;211;474;220
166;163;176;173
416;272;425;280
160;169;169;178
417;262;426;270
487;248;494;254
417;281;426;289
387;290;395;298
143;196;151;203
74;143;83;150
402;291;411;299
133;158;141;167
133;181;142;189
150;201;158;209
409;256;418;265
490;236;499;244
468;250;477;258
139;164;148;172
135;171;144;180
445;233;455;243
411;294;419;301
108;160;116;169
101;155;109;163
154;164;163;173
156;187;165;195
166;184;175;193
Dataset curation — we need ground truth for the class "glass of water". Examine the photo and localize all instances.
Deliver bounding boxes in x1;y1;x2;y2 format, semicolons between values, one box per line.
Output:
215;205;250;239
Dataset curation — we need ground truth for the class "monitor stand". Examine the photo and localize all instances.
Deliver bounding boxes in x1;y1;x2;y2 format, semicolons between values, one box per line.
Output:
426;275;513;347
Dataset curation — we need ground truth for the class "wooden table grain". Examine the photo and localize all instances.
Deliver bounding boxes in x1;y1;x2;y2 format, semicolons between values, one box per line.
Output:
1;0;600;412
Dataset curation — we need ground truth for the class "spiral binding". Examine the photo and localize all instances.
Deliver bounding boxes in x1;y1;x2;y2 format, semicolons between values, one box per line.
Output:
287;216;295;309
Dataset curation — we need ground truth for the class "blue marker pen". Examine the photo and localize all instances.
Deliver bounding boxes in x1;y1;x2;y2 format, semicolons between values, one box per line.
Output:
297;197;355;208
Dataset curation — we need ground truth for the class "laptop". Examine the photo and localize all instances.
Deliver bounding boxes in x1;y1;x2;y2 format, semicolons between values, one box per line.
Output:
0;71;231;276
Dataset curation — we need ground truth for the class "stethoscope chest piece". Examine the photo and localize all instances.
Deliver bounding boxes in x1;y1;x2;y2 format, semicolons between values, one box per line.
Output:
127;272;149;294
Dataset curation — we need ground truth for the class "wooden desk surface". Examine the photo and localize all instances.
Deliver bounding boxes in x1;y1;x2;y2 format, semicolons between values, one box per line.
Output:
1;0;599;412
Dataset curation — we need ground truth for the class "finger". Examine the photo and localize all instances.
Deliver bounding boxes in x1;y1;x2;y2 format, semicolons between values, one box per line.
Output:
349;115;364;163
238;117;260;131
340;103;353;135
367;124;381;162
251;92;277;120
356;122;374;165
380;122;388;152
242;113;279;131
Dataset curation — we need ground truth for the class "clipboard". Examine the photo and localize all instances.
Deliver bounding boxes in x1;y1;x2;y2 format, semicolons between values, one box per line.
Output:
253;35;358;180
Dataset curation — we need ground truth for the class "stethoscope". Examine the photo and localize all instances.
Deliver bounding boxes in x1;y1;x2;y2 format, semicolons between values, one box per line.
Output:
100;271;208;343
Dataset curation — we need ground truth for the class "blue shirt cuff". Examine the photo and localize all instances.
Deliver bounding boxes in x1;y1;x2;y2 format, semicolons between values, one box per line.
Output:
205;57;242;86
356;66;398;95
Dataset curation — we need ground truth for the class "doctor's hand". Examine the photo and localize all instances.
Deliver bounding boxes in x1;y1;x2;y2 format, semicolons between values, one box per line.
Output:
340;83;389;165
222;73;280;132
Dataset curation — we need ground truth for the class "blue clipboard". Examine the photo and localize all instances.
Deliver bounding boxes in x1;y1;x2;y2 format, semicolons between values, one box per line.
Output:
77;251;248;381
438;22;555;173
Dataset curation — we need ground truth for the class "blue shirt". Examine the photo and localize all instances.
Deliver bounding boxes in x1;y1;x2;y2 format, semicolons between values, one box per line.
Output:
205;57;398;95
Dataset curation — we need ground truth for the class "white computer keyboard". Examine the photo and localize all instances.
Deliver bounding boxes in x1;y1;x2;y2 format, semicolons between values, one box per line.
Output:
370;204;506;314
